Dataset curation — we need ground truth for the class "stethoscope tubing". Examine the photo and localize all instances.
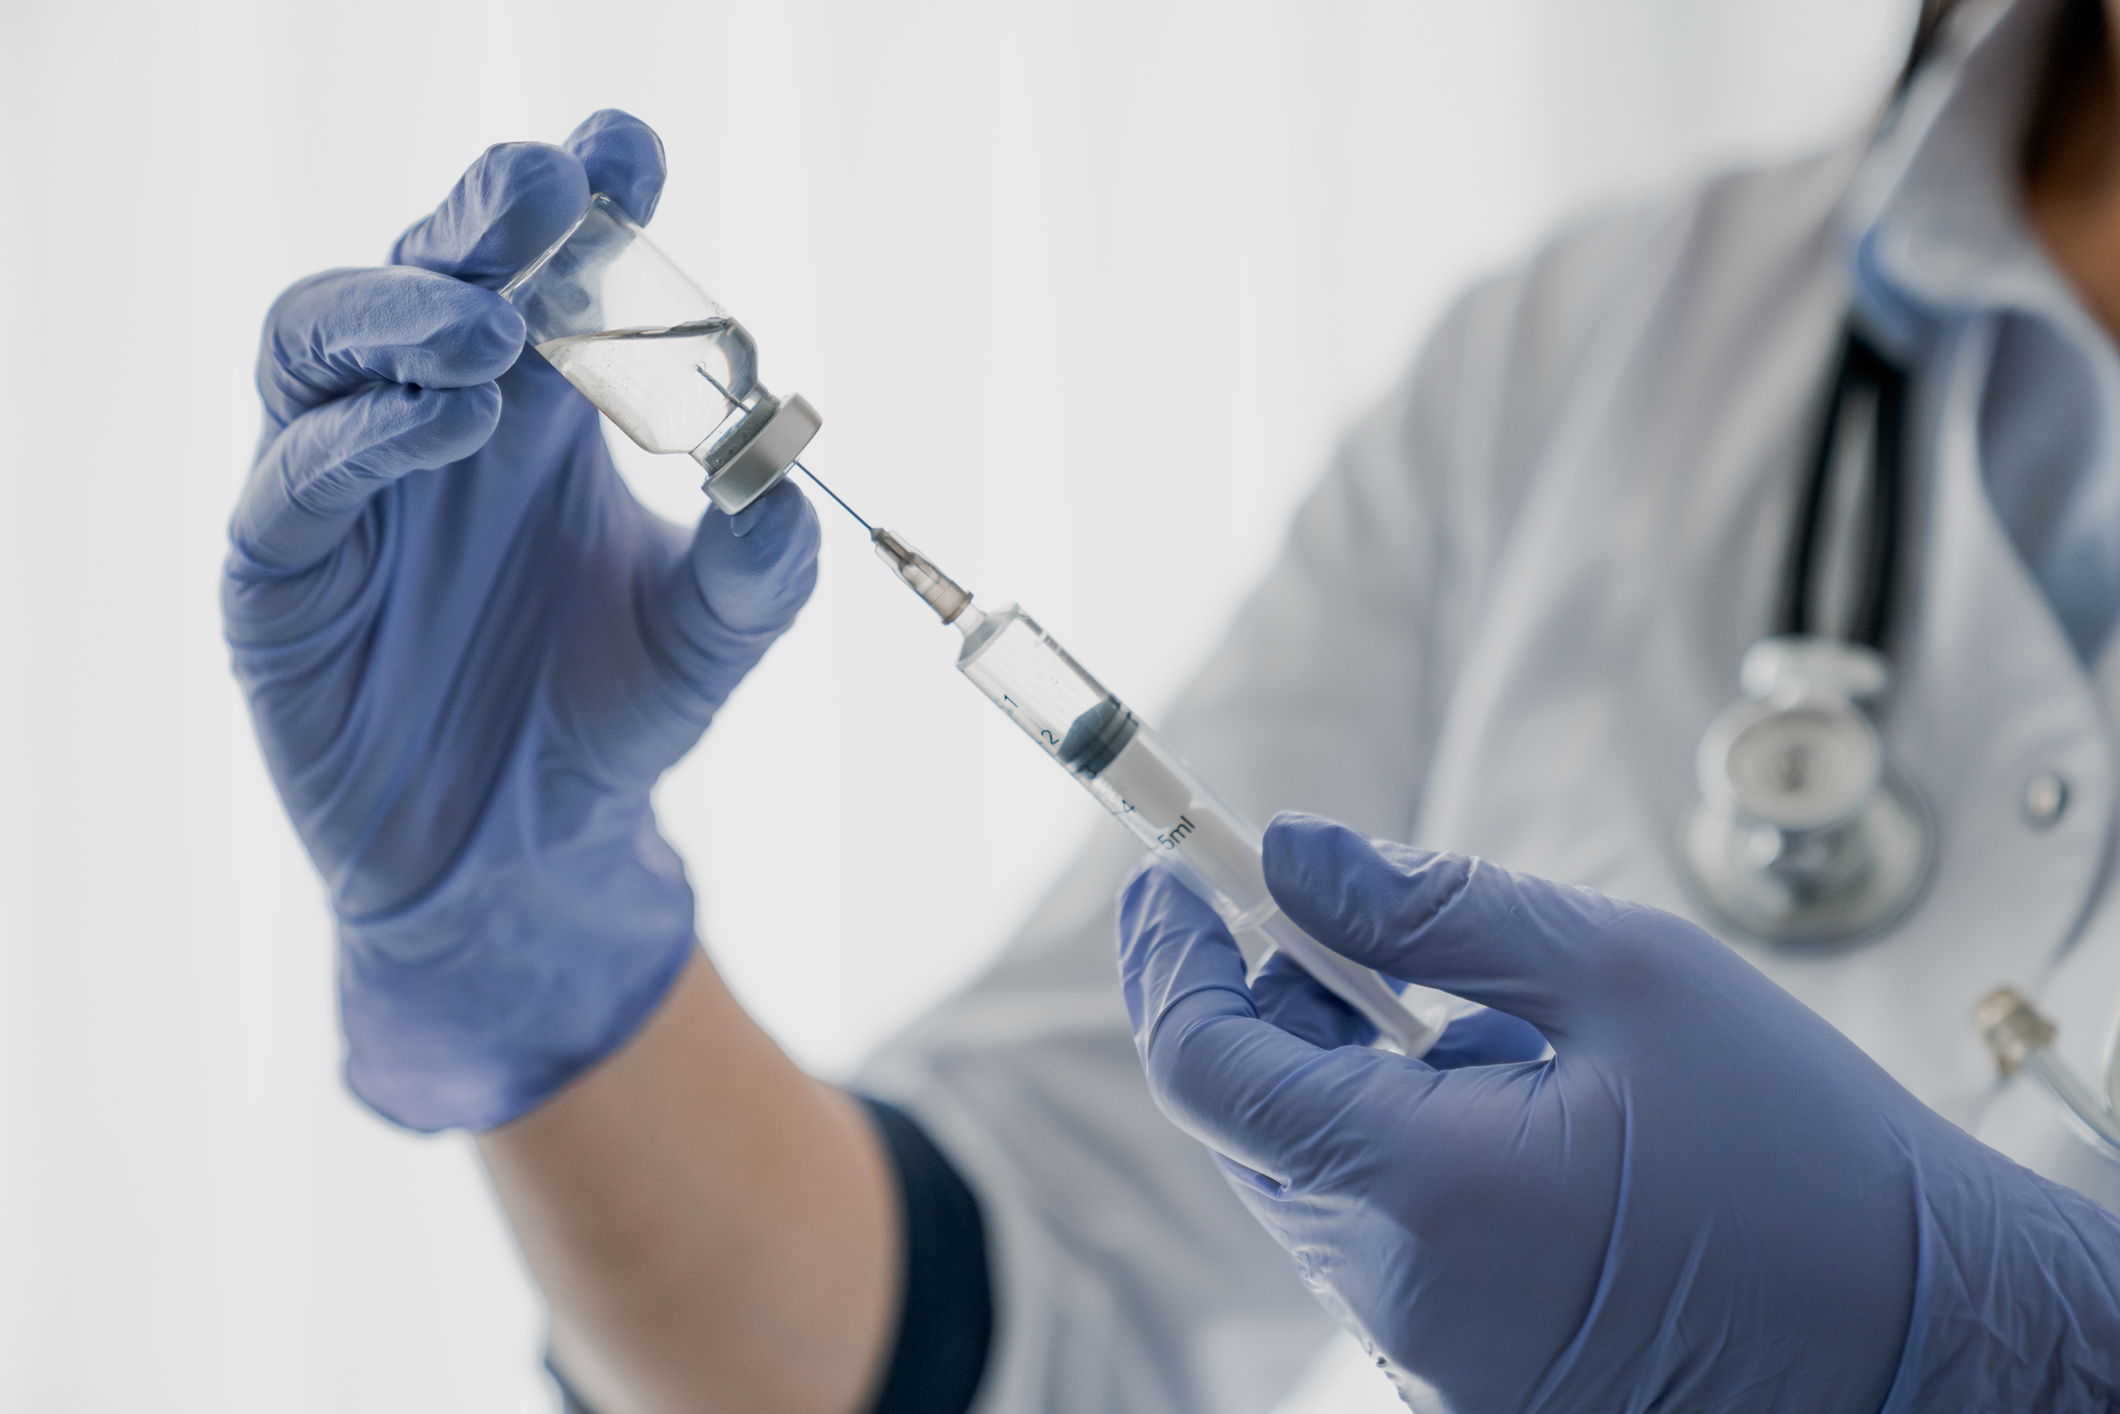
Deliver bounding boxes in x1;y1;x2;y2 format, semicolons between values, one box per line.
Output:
2028;1048;2120;1162
1779;328;1910;649
1979;987;2120;1164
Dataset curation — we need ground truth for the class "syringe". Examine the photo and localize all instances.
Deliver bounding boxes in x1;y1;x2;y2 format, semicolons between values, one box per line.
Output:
813;479;1449;1055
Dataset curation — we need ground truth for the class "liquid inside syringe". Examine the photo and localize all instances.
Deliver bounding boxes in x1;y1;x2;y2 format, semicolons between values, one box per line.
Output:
860;520;1450;1055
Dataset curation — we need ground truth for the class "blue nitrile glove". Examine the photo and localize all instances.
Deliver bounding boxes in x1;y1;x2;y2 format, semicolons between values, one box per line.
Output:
224;110;820;1132
1118;812;2120;1412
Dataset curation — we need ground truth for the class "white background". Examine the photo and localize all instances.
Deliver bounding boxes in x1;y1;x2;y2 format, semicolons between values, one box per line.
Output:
0;1;1914;1408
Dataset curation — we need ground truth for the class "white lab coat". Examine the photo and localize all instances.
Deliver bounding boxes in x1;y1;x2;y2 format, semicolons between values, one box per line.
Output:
857;3;2120;1409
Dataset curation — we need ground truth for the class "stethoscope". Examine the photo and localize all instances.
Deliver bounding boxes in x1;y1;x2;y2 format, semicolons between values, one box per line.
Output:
1680;328;1932;947
1679;324;2120;1163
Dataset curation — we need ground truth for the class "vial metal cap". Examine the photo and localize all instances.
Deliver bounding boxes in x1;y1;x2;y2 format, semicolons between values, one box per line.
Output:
698;392;824;515
2023;771;2069;829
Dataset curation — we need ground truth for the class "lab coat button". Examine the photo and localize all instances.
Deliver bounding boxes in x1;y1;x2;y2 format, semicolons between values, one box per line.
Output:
2022;771;2069;829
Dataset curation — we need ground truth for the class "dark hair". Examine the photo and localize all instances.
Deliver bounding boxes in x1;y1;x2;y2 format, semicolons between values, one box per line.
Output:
1899;0;2110;187
2024;0;2112;186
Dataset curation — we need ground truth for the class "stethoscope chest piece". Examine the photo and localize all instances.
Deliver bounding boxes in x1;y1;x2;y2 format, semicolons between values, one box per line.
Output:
1681;636;1932;946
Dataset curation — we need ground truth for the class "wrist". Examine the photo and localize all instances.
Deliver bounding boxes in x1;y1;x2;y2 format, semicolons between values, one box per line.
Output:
338;801;697;1131
1880;1142;2120;1410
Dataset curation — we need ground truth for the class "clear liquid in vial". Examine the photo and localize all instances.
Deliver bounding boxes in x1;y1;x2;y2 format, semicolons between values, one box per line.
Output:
537;319;761;459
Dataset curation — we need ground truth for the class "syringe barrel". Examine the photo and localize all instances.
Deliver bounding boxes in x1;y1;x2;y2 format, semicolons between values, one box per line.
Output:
956;604;1448;1056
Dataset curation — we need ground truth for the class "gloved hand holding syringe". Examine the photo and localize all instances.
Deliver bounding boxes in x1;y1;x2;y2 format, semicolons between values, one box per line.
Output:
847;509;1452;1054
505;189;1451;1056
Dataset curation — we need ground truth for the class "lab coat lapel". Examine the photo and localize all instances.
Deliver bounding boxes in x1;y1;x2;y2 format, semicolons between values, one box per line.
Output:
1882;314;2113;1130
1891;317;2112;895
1712;315;2111;1136
1407;197;1828;913
1700;315;2119;1130
1958;315;2120;1187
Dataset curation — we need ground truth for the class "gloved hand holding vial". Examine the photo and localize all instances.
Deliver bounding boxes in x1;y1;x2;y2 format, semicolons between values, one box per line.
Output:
225;113;826;1132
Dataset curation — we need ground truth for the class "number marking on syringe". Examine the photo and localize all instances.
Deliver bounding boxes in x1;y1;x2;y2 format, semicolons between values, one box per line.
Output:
995;694;1064;747
1156;815;1196;850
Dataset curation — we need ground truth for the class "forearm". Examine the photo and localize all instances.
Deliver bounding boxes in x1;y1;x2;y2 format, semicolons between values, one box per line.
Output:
477;951;901;1414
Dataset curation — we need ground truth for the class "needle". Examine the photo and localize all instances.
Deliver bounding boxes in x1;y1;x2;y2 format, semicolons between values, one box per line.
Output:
687;359;872;534
794;458;872;533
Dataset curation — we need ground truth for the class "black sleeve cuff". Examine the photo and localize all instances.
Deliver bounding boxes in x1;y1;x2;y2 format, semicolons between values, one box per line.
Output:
859;1094;995;1414
545;1094;993;1414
